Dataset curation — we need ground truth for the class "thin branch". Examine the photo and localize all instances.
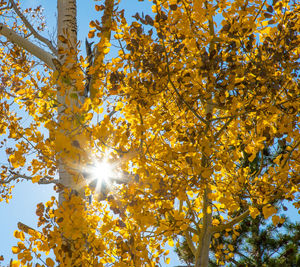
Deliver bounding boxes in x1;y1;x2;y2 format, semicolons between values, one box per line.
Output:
253;0;267;23
0;171;59;185
9;0;57;55
254;149;264;177
0;23;56;69
186;196;202;234
282;140;300;168
211;210;250;233
214;117;234;141
18;222;42;235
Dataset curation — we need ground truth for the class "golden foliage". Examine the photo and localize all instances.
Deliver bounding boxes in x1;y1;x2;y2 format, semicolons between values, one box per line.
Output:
0;0;299;266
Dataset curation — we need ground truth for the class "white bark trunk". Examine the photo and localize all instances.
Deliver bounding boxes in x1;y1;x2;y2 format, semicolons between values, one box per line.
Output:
195;187;212;267
56;0;78;205
0;23;56;69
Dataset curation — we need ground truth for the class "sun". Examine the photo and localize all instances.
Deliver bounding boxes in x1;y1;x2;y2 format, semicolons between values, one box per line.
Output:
90;161;115;183
83;153;123;196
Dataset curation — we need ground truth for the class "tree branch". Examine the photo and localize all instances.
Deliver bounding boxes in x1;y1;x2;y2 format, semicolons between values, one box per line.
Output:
211;210;250;233
214;117;234;141
187;226;198;235
9;0;57;55
18;222;42;236
0;23;56;69
0;171;59;185
185;229;196;256
90;0;115;99
282;140;300;168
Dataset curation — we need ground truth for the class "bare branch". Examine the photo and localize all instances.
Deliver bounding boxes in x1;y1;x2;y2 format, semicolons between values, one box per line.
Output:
0;23;56;69
0;171;59;185
211;210;250;233
9;0;57;55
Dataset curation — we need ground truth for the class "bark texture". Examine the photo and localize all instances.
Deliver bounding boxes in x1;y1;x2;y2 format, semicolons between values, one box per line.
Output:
56;0;78;205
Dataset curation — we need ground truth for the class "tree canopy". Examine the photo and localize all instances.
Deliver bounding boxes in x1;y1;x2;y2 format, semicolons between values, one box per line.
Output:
0;0;299;266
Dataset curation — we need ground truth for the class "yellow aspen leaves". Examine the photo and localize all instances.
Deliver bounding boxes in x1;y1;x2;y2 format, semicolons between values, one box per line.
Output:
13;231;25;241
0;0;299;266
9;153;26;169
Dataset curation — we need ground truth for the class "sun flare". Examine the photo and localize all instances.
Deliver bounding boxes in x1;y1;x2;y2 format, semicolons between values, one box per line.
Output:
89;161;115;184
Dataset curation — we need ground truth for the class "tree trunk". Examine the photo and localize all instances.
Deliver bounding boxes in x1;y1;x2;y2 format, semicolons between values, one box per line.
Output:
56;0;78;205
195;187;212;267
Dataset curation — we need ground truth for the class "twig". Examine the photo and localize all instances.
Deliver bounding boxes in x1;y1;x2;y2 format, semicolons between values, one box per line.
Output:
0;171;58;184
9;0;57;55
211;210;250;233
282;140;300;168
214;117;234;141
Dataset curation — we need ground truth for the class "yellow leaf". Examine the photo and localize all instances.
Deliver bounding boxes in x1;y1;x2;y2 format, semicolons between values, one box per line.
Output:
13;230;25;241
10;260;20;267
214;233;220;238
115;101;123;111
32;175;41;183
17;242;26;250
187;190;194;197
262;205;277;219
12;246;20;254
167;239;174;247
84;112;93;122
212;219;220;225
279;217;285;224
192;234;198;242
272;215;280;225
114;33;123;39
46;258;55;267
180;224;188;231
228;244;234;251
103;47;110;54
248;152;257;162
249;207;260;219
165;258;171;264
14;230;20;239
